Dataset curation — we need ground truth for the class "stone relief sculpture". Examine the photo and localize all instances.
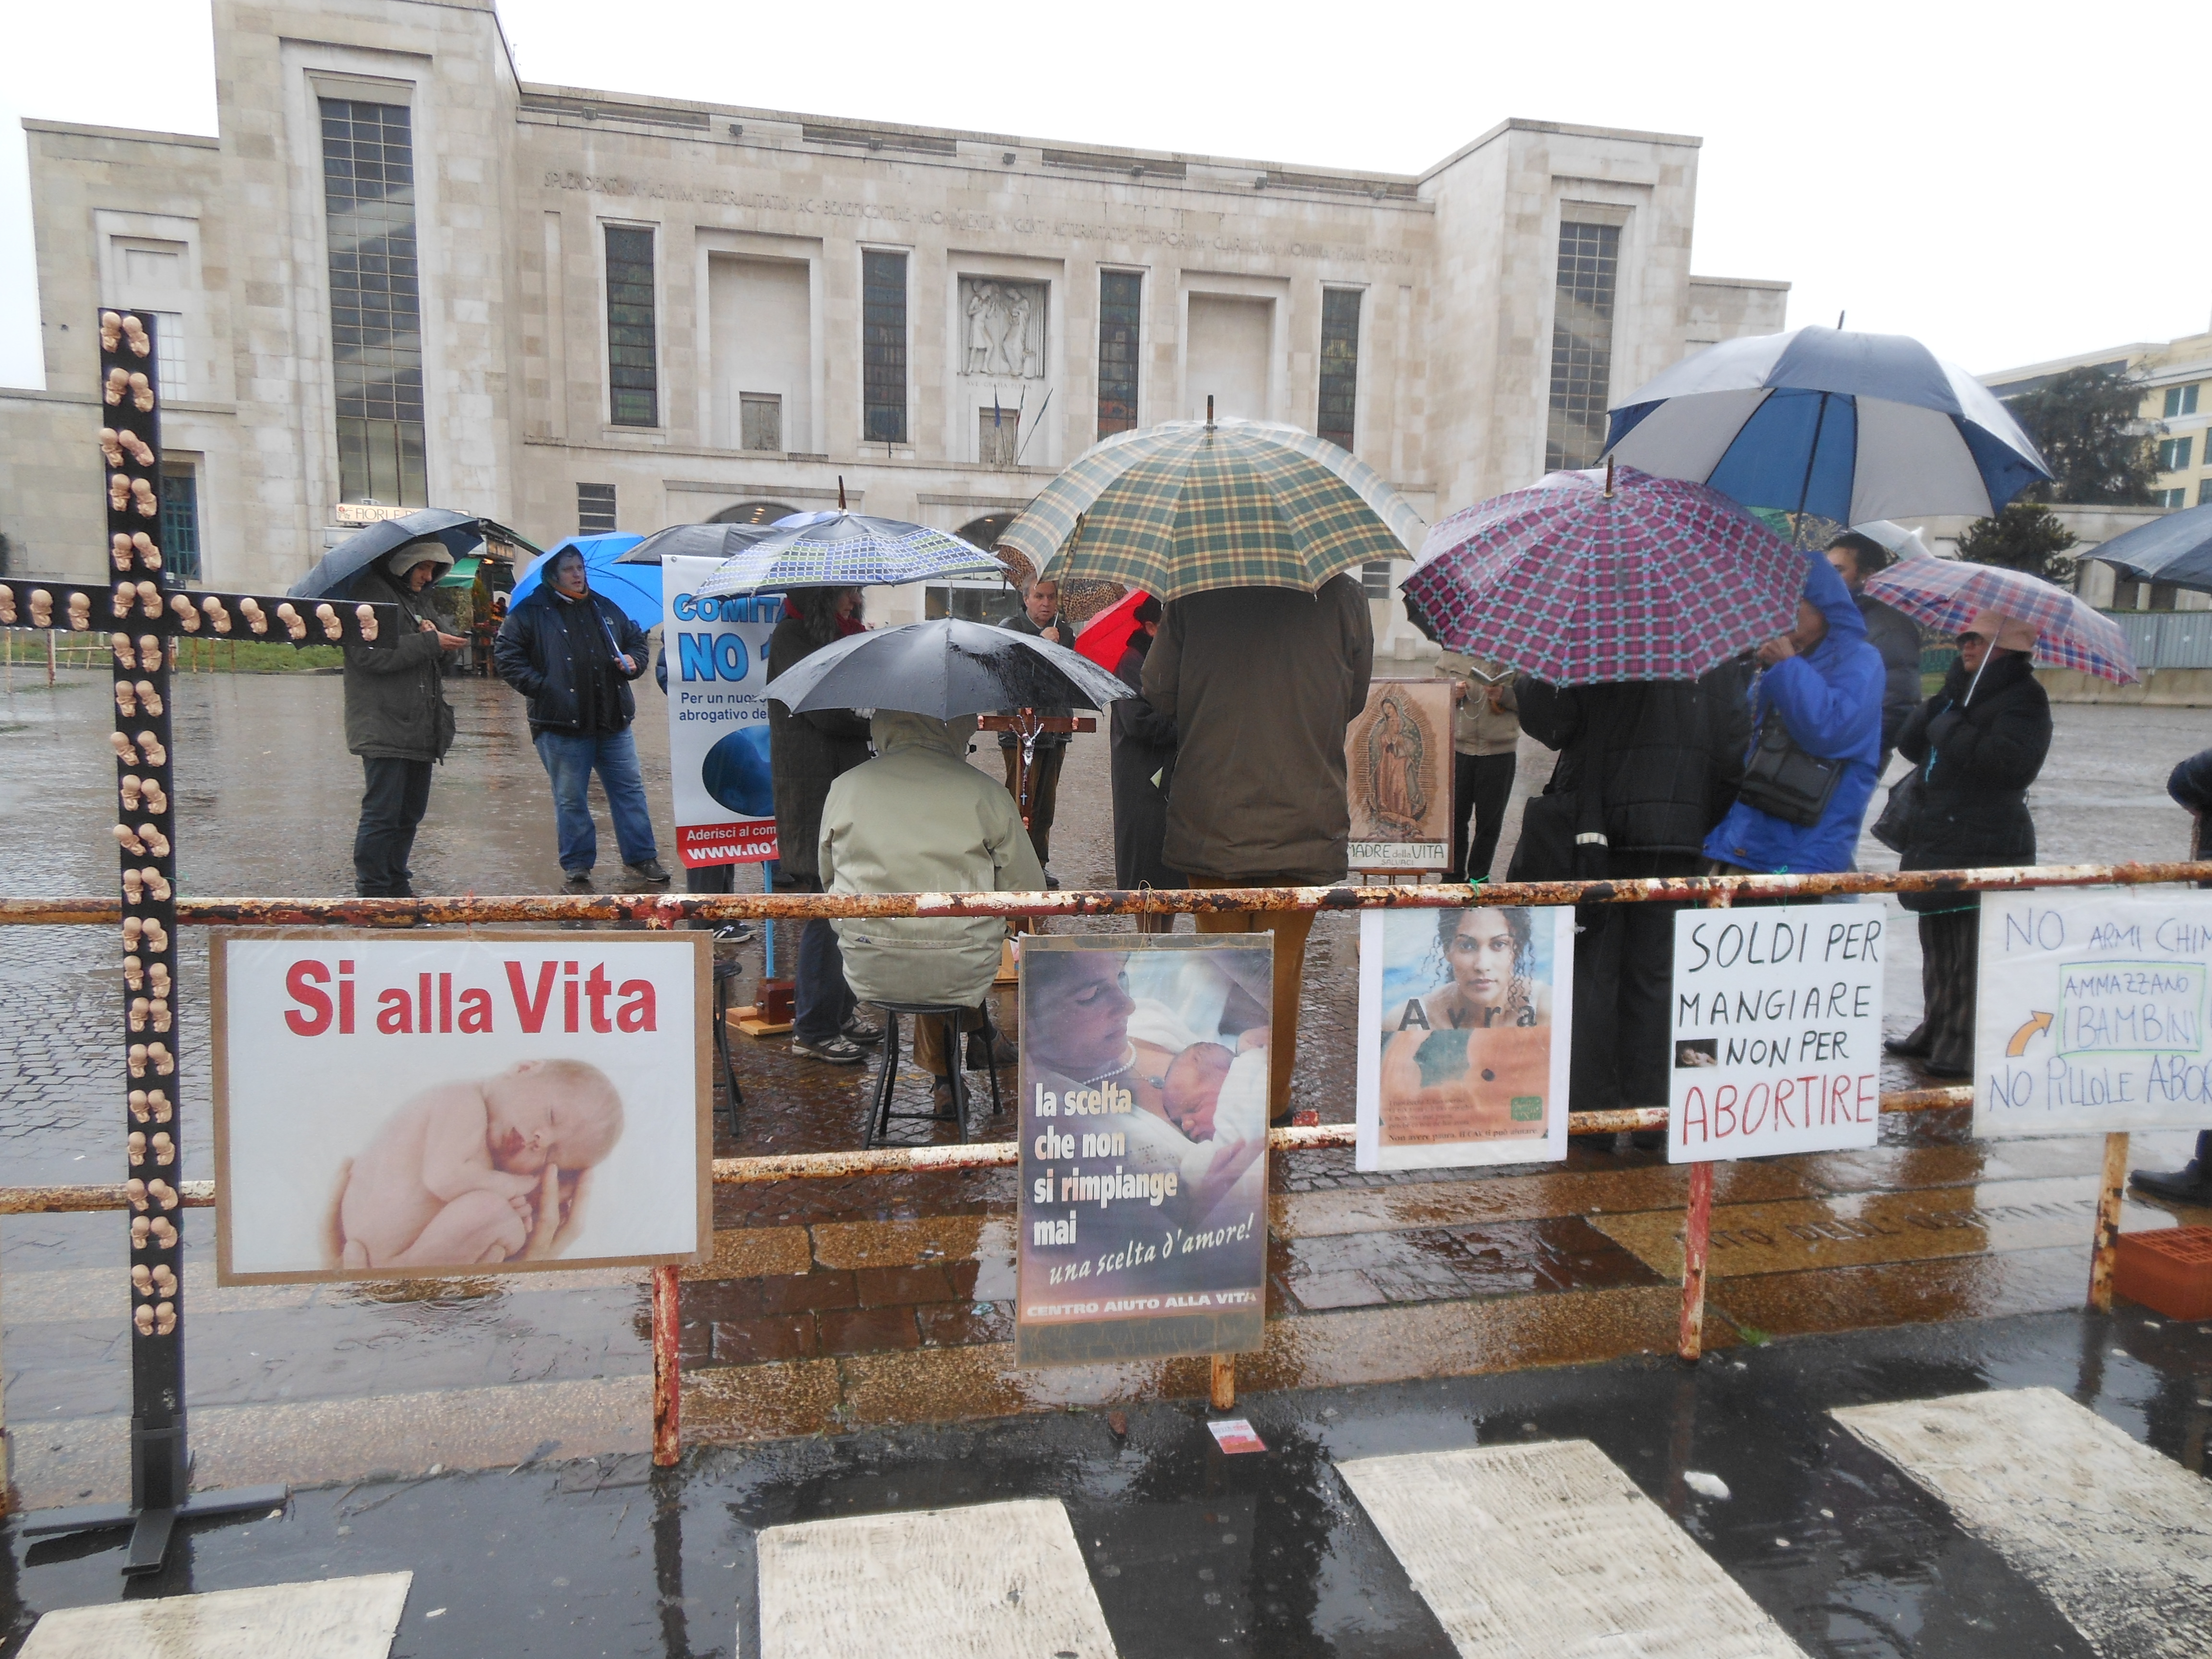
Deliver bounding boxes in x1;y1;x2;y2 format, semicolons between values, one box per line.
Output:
960;277;1046;379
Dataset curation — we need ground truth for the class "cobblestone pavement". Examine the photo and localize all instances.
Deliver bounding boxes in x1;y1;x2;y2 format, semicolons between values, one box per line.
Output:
2;667;2208;1503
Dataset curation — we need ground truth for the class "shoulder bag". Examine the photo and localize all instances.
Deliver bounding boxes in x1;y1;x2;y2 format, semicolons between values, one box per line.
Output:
1734;709;1843;829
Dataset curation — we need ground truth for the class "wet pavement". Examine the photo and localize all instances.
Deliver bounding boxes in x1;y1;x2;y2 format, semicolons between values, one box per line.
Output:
6;666;2212;1634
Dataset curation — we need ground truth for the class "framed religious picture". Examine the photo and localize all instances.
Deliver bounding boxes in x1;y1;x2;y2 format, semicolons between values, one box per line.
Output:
1346;677;1453;872
1015;934;1273;1367
1355;905;1576;1171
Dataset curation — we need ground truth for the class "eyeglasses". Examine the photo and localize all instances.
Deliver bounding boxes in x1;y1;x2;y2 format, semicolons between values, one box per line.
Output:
1955;632;1987;646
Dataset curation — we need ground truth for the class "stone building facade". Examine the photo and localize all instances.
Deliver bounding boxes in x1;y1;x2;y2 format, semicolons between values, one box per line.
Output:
0;0;1787;611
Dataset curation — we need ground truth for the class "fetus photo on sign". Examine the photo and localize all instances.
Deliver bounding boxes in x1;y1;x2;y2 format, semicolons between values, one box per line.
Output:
212;931;709;1283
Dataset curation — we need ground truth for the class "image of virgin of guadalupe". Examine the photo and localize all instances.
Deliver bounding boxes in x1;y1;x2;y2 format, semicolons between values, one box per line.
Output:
1364;690;1428;836
1379;908;1554;1144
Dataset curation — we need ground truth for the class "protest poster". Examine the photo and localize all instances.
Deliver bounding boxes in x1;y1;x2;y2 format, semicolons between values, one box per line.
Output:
1667;903;1884;1163
1974;890;2212;1138
1016;935;1271;1366
1347;678;1453;871
211;930;709;1284
661;553;779;869
1355;906;1575;1171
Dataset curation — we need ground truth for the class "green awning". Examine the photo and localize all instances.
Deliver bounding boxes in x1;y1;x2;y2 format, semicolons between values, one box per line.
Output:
435;555;482;589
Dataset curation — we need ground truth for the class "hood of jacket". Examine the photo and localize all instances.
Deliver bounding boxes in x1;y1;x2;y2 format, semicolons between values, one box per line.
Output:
870;709;977;757
1801;546;1867;656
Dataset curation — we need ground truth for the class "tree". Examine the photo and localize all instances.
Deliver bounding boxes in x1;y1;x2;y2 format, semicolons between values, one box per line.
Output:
1956;501;2080;586
2002;366;2161;505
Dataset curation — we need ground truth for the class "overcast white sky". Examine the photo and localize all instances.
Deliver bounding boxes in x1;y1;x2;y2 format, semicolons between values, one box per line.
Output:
3;1;2202;391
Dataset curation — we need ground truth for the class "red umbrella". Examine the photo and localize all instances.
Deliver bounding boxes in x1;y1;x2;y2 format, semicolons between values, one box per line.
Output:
1074;588;1152;673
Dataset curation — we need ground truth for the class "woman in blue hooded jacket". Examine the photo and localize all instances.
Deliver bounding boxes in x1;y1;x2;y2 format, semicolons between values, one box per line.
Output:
1704;551;1886;877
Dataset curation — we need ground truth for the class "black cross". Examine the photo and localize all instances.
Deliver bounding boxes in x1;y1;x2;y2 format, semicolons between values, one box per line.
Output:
5;311;397;1575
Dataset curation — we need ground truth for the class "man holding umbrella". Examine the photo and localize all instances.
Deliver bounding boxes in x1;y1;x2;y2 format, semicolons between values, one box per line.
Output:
494;544;668;890
344;543;466;897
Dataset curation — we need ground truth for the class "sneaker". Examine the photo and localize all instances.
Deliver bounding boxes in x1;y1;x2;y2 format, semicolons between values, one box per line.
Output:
561;870;593;893
713;923;757;944
791;1034;866;1065
624;859;673;884
842;1014;884;1046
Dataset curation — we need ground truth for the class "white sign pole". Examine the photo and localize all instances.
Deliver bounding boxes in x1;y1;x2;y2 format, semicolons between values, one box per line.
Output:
661;554;779;871
1667;902;1885;1163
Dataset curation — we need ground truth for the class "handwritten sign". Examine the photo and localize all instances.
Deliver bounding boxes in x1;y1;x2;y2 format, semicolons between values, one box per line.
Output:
1667;903;1884;1163
1975;891;2212;1137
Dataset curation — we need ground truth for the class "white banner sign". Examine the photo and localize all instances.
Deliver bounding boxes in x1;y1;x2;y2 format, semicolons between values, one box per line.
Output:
213;930;709;1283
1668;903;1884;1163
662;553;779;868
1975;890;2212;1137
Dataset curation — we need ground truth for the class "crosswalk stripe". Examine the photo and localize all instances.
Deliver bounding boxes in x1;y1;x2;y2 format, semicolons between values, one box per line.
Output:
756;1497;1118;1659
1835;1385;2212;1654
1338;1441;1808;1658
20;1571;412;1658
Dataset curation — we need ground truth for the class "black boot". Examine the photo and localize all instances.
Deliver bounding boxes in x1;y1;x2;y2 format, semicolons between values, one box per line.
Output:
1883;1023;1931;1058
2131;1133;2212;1203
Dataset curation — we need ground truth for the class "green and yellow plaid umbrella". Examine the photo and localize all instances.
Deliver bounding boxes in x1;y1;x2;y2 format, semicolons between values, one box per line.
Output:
998;418;1425;600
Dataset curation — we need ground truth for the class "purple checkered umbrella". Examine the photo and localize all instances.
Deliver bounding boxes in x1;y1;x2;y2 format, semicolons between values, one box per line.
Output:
1862;556;2139;684
1401;463;1803;685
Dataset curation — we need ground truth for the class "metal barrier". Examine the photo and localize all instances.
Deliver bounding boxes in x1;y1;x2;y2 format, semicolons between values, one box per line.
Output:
2;858;2195;1482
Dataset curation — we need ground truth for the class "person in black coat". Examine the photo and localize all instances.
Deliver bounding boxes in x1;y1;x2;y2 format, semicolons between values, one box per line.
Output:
766;587;876;1064
999;575;1074;878
2131;748;2212;1201
1108;598;1177;926
1514;661;1749;1135
1883;611;2053;1079
1826;532;1923;763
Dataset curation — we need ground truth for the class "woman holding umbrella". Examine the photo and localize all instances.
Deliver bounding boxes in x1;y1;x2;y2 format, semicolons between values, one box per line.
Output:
1884;612;2053;1079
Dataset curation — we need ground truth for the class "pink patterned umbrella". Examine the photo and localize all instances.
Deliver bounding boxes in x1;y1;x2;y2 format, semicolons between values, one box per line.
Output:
1862;556;2138;684
1401;463;1803;685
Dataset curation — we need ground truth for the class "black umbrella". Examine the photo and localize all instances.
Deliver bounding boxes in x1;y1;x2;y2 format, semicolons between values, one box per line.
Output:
289;509;489;599
761;617;1132;719
614;521;781;565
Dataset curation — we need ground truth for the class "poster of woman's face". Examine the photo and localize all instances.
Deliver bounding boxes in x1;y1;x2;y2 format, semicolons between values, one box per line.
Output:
1016;935;1272;1367
1354;906;1575;1171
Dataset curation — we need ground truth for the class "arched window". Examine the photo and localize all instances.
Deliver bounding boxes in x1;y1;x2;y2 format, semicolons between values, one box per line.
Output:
709;500;801;527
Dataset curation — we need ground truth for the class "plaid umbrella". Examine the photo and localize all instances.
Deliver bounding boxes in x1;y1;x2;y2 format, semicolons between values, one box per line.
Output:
997;418;1423;599
695;511;1002;597
1401;464;1802;685
1863;556;2139;684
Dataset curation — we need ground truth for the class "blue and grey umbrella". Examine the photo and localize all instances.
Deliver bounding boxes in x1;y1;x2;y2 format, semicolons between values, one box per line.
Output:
2077;503;2212;593
289;507;489;599
695;510;1003;598
761;617;1130;720
1605;326;2053;525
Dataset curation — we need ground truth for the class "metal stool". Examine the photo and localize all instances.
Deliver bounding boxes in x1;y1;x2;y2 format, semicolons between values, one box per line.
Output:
710;955;745;1138
863;1001;1004;1148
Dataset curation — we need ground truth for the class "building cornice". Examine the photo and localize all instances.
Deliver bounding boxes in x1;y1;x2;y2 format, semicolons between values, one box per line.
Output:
22;118;218;150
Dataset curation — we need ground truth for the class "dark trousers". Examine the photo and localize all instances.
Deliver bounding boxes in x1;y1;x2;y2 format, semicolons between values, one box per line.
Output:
1570;853;1702;1112
776;872;854;1045
1452;751;1517;882
1002;744;1066;866
1914;908;1980;1074
354;756;433;897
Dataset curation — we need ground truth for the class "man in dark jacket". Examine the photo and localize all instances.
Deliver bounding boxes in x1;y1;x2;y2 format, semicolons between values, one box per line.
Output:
493;545;666;891
2134;746;2212;1200
1516;663;1749;1132
1109;596;1177;926
767;587;876;1064
999;574;1073;879
1826;532;1923;761
344;544;465;897
1886;610;2053;1079
1144;573;1373;1120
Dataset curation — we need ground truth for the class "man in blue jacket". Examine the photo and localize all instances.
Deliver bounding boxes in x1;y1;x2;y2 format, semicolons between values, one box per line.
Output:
494;545;669;890
1704;551;1885;877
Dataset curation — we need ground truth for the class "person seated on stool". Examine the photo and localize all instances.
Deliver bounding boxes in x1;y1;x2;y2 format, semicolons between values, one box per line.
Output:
818;709;1043;1105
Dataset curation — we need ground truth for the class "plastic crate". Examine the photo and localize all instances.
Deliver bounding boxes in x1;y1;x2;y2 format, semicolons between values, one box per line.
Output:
2114;1226;2212;1320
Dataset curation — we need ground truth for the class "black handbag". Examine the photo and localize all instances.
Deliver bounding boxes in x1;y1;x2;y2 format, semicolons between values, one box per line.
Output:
1734;710;1843;828
1506;721;1611;883
1868;767;1923;854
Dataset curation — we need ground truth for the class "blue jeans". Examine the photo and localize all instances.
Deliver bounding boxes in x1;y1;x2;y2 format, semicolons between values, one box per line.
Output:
532;727;657;873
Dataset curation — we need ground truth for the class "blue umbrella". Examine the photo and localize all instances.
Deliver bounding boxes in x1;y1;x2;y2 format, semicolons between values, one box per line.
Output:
289;508;487;599
2079;503;2212;592
1605;326;2053;525
695;510;1003;598
511;534;661;629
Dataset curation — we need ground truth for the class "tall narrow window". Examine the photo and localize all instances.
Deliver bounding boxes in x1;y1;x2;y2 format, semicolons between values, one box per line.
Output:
1544;220;1621;471
605;226;659;427
161;466;202;583
320;98;426;505
1317;288;1362;451
1097;270;1142;438
862;250;908;445
577;482;617;533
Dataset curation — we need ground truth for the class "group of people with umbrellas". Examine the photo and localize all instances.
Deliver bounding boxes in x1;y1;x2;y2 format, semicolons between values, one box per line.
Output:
311;320;2172;1154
